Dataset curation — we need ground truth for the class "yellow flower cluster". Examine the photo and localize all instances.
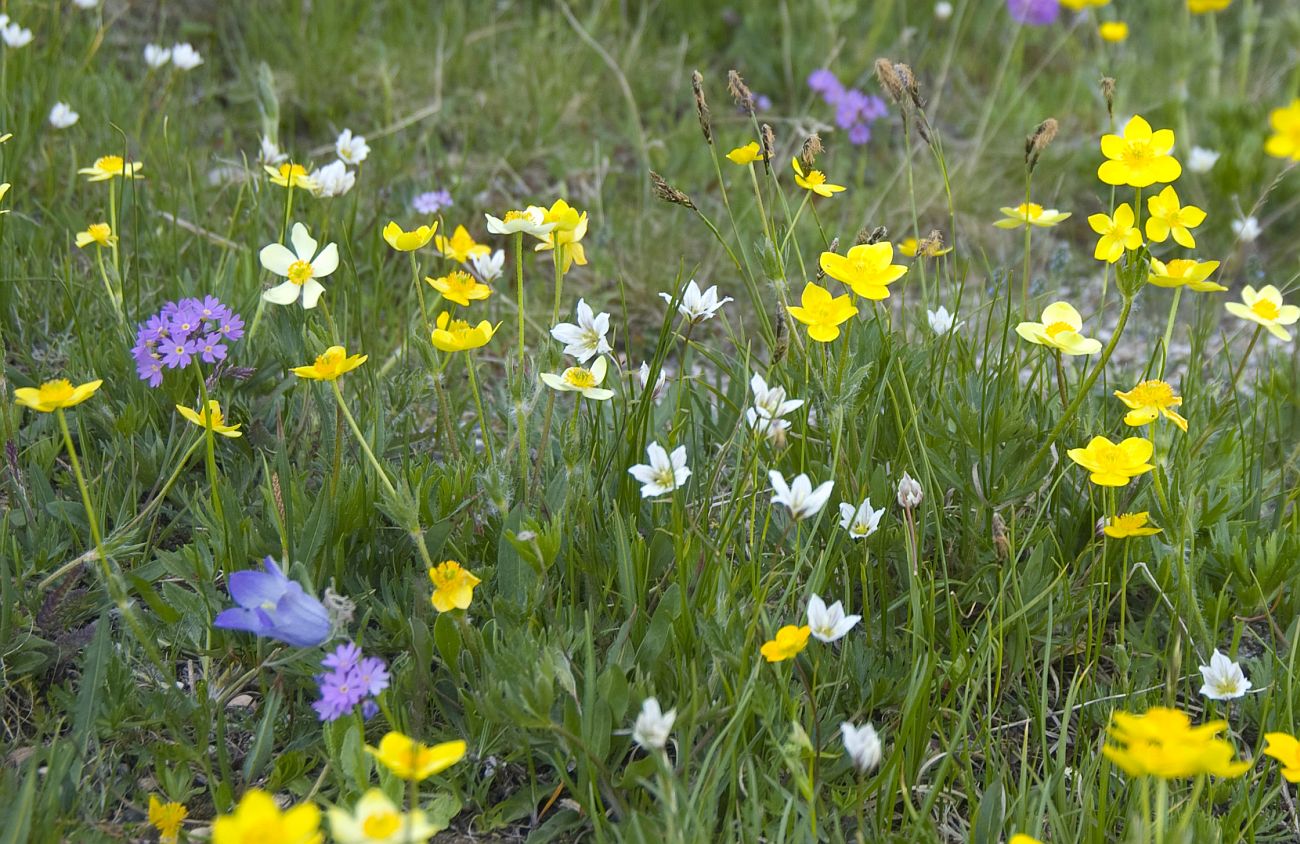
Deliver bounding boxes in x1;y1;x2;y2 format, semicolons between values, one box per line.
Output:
1103;706;1249;780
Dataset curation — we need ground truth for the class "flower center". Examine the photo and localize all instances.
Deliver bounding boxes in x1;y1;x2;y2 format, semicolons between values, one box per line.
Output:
363;811;402;838
804;170;827;187
1021;203;1044;219
563;367;596;388
287;260;314;285
1045;321;1074;338
1122;141;1155;164
1252;299;1281;321
1129;381;1173;406
504;209;528;222
41;380;74;402
97;155;124;173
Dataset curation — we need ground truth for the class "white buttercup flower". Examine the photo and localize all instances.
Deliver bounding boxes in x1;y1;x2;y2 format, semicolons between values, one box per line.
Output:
550;298;612;363
143;43;171;68
769;470;833;521
470;249;505;283
628;442;691;498
1232;216;1261;243
334;128;369;166
838;498;884;539
260;222;339;310
49;102;79;129
170;42;203;70
1199;649;1251;701
927;306;959;334
1187;146;1220;174
806;594;861;643
661;279;733;323
632;697;676;751
309;160;355;198
840;722;882;773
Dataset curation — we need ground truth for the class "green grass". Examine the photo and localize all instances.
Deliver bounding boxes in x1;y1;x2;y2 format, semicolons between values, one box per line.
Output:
2;0;1300;841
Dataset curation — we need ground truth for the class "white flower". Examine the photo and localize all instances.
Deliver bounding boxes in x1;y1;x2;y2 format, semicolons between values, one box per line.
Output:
660;279;733;324
838;498;884;539
143;43;171;68
308;160;356;198
1199;649;1251;701
48;102;79;129
632;697;676;751
840;722;882;773
745;373;804;431
758;417;791;449
934;1;953;20
539;356;615;400
257;135;288;166
1232;216;1261;243
470;249;505;283
259;222;339;310
170;43;203;70
896;472;923;509
637;362;668;403
485;207;556;237
2;23;33;48
1187;147;1220;174
927;306;959;335
769;470;833;521
334;129;369;166
806;594;860;643
628;442;691;498
73;0;100;8
550;298;612;363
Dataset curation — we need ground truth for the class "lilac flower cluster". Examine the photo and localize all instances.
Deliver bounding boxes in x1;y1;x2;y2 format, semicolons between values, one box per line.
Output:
313;641;390;722
1006;0;1059;26
806;69;888;145
132;296;243;386
411;189;453;215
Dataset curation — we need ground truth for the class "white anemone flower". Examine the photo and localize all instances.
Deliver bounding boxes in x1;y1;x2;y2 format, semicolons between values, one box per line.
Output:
170;43;203;70
896;472;923;508
838;498;884;539
632;697;676;751
769;470;833;520
335;129;370;166
550;298;612;363
1187;147;1220;174
1199;649;1251;701
309;161;356;198
927;306;959;334
806;594;861;643
539;356;614;400
840;722;882;773
470;249;505;283
628;442;691;498
48;103;79;129
2;22;33;48
637;362;668;403
143;43;171;68
485;207;556;237
258;135;288;166
660;279;733;323
1232;216;1261;243
260;222;339;310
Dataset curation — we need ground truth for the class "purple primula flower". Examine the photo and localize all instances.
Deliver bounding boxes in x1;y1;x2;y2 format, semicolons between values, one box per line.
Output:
412;189;452;215
197;295;231;323
313;667;367;721
312;643;389;722
196;333;228;364
847;123;872;145
160;337;199;369
133;296;241;385
323;641;362;672
356;656;390;696
807;68;843;98
361;700;379;720
213;557;331;647
1006;0;1059;25
218;312;245;341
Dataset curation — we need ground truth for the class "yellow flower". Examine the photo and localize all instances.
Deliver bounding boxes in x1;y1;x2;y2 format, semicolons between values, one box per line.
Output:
382;220;437;252
1066;436;1155;487
75;223;117;249
431;311;497;352
427;270;491;307
212;789;321;844
1144;186;1205;248
1009;837;1044;844
760;625;811;663
532;200;589;273
819;243;908;300
1188;0;1231;11
1087;203;1143;263
1147;258;1224;292
1263;733;1300;782
787;281;859;342
428;560;481;612
15;378;102;413
1061;0;1109;7
993;203;1071;229
1015;302;1102;356
1114;380;1188;432
291;346;368;381
1265;100;1300;161
78;155;143;181
366;732;466;782
1098;115;1181;188
1104;512;1162;539
264;163;318;191
726;141;765;165
1102;706;1249;780
0;182;10;214
328;788;441;844
1225;284;1300;341
148;795;188;844
539;356;615;400
176;400;242;438
896;237;951;258
1098;21;1128;41
435;224;491;263
791;157;845;198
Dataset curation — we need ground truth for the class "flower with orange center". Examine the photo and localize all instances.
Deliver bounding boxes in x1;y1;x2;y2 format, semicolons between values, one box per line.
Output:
1098;115;1181;188
291;346;368;381
539;356;615;400
263;162;318;191
78;154;143;181
791;156;845;198
1146;258;1224;292
435;224;491;263
75;223;117;248
1114;379;1188;432
428;560;481;612
1087;203;1143;263
1145;186;1206;248
427;270;491;307
1224;285;1300;340
1067;436;1155;487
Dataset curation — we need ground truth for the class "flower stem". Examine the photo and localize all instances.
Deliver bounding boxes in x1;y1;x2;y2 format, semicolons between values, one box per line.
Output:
1158;287;1183;378
56;409;106;569
330;380;399;500
191;361;223;522
410;252;432;337
465;352;494;464
514;232;529;496
1229;325;1262;391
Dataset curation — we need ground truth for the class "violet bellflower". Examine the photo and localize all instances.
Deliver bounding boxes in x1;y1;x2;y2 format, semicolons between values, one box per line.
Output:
132;296;243;386
213;557;330;647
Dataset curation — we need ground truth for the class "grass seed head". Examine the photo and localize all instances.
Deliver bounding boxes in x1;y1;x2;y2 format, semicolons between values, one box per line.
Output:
691;70;712;144
875;58;906;105
1101;76;1117;119
800;133;824;168
650;170;696;210
728;69;755;116
1026;118;1059;171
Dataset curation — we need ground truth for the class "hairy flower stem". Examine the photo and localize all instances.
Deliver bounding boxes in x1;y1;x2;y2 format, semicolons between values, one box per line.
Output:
107;180;121;279
191;361;224;522
514;233;530;496
1158;287;1183;378
550;249;564;328
1229;325;1262;391
94;246;124;325
1020;169;1034;313
410;253;432;337
465;353;494;464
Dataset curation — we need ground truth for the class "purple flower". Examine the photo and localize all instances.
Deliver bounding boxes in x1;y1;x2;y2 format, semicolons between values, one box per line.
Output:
160;337;199;369
218;312;245;341
412;189;452;215
312;643;389;722
213;557;331;648
323;641;362;672
313;667;367;721
847;123;872;145
356;656;390;696
136;357;164;387
361;700;379;720
196;333;228;364
133;297;241;385
197;295;231;323
807;69;842;98
1006;0;1059;25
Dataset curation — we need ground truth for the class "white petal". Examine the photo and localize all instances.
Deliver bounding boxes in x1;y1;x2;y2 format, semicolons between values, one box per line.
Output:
301;279;326;309
312;242;339;277
262;280;300;305
290;222;317;261
259;242;297;276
